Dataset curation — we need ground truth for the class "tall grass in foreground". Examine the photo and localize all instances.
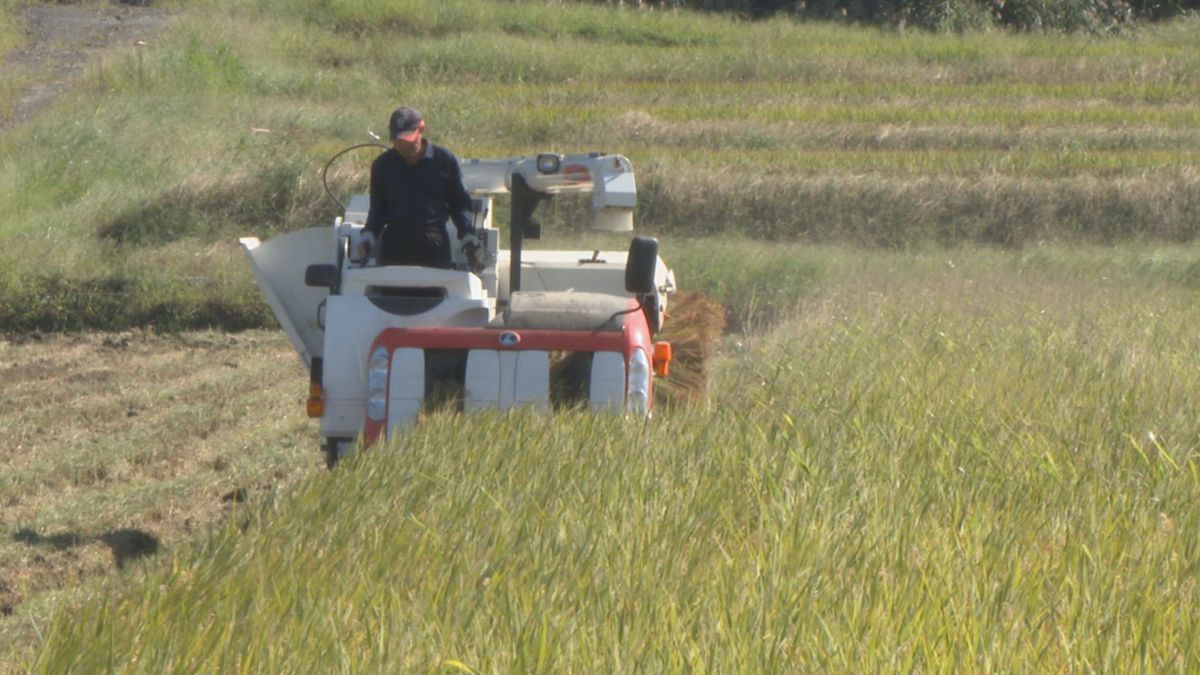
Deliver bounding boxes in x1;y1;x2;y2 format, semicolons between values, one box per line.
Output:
32;261;1200;672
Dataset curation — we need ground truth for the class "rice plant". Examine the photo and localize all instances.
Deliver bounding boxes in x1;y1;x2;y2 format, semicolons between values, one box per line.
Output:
28;248;1200;672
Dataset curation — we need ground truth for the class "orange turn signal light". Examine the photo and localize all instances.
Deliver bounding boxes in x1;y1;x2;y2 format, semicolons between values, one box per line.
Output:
652;341;672;378
306;383;324;418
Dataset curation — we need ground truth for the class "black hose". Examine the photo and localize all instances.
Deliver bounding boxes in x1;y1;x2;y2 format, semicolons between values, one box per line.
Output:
321;142;387;212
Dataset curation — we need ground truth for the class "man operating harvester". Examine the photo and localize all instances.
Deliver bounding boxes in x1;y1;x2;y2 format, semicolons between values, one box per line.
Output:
360;106;483;269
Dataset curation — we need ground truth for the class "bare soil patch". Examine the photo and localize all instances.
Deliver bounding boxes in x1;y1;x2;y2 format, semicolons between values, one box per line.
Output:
2;1;173;131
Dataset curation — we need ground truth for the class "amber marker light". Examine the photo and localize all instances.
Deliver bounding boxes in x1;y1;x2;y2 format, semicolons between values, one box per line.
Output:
306;383;324;418
653;341;672;378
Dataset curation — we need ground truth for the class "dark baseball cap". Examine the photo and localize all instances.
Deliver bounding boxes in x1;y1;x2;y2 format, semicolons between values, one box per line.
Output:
388;106;424;142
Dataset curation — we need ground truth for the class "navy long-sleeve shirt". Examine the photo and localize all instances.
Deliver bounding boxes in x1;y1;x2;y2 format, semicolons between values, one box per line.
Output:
365;143;475;240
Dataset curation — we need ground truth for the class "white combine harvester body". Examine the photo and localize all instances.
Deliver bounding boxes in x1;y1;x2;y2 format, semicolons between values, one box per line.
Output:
240;152;675;465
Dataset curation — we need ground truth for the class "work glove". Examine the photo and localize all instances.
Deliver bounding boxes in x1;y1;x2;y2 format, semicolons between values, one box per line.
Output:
355;230;376;261
460;233;487;273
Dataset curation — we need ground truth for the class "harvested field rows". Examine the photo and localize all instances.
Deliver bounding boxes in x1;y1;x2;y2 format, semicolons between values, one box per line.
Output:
0;331;315;647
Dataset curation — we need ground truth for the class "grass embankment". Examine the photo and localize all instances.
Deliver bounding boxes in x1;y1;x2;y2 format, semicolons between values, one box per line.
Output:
28;246;1200;671
1;0;1198;329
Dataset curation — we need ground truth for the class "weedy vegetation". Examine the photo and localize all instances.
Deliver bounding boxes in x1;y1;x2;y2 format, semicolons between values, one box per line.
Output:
2;0;1200;670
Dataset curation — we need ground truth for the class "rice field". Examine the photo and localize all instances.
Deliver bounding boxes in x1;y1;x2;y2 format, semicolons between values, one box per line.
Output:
25;245;1200;672
3;0;1200;670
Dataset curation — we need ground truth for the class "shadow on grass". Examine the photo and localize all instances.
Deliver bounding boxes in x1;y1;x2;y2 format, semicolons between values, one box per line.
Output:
13;527;160;570
0;274;274;332
96;164;333;247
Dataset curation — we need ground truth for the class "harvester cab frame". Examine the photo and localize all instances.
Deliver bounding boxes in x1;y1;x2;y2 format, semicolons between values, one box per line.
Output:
240;148;675;467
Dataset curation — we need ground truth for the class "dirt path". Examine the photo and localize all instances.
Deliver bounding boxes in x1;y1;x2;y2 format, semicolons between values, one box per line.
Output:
2;2;173;131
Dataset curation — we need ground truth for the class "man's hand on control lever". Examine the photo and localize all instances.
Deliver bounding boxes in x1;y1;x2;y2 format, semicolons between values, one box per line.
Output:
355;231;376;261
460;233;485;273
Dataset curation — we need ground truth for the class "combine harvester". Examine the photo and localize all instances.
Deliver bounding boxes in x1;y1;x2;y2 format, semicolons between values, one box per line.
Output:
241;151;676;466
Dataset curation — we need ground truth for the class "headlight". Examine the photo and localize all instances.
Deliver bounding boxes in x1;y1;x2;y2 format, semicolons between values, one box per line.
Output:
367;346;389;421
626;348;650;416
536;153;561;174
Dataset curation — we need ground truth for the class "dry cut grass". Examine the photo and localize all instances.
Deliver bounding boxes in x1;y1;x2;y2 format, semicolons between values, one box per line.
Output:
640;168;1200;246
0;330;318;669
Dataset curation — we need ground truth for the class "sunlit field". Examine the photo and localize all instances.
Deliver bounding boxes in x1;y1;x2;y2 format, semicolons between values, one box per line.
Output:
3;0;1200;670
23;245;1200;671
0;0;1197;328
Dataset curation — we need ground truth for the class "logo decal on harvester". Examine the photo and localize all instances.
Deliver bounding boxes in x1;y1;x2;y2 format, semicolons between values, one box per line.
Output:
498;331;521;346
562;164;590;183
